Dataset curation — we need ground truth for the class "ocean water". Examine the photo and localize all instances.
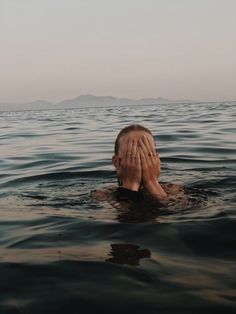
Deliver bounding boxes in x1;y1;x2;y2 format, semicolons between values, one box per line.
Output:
0;102;235;313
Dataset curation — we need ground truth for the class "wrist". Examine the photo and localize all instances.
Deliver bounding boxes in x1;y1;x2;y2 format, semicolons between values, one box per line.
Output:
122;181;139;191
144;180;167;199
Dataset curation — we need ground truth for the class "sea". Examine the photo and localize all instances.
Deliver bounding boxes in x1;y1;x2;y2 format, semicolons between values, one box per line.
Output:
0;101;235;313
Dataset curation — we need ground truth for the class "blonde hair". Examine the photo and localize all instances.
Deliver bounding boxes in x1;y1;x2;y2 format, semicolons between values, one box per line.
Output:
114;124;153;154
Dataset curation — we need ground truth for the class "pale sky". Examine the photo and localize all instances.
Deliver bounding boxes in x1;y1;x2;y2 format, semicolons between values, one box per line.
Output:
1;0;236;103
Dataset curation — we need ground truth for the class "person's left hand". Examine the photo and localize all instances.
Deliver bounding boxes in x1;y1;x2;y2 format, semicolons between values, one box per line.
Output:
138;135;167;200
138;135;161;187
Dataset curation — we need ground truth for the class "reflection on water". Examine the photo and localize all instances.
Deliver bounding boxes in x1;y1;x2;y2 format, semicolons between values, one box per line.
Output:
0;102;236;313
106;244;151;266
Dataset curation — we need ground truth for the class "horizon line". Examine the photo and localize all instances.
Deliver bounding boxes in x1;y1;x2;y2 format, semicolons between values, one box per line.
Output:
1;93;236;105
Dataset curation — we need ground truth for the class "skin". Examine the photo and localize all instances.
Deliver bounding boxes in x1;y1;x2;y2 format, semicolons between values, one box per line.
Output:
112;131;167;200
91;129;188;208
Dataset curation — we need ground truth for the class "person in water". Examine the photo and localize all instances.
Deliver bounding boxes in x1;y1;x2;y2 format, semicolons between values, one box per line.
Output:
91;124;187;207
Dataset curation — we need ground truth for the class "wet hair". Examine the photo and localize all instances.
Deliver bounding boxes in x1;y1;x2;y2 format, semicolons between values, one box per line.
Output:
114;124;153;155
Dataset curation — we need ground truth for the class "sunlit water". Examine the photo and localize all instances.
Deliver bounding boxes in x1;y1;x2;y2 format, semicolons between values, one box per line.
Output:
0;102;235;313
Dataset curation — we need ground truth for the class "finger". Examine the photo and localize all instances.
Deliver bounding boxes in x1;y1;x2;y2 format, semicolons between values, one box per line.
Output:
120;137;128;165
138;137;149;155
142;135;153;155
120;136;127;158
125;137;133;162
136;149;142;178
154;154;160;167
154;140;158;154
155;154;161;176
145;135;157;156
139;143;148;169
135;147;141;166
138;138;152;166
131;138;138;163
142;135;156;157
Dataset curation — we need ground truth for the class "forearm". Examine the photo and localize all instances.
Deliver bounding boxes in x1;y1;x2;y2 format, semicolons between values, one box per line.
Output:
144;180;167;201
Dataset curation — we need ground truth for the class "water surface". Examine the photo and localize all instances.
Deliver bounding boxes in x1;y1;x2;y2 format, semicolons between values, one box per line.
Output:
0;102;236;313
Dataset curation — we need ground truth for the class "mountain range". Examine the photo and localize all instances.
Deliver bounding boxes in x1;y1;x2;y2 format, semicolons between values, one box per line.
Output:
0;94;191;112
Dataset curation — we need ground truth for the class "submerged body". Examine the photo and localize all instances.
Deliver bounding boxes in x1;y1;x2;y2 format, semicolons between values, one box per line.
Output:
91;182;190;209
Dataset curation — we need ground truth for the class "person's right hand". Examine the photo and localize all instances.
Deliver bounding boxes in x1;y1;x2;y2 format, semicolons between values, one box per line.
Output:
116;137;141;191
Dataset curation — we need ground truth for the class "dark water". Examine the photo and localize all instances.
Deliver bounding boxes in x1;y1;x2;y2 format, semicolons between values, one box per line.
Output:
0;102;236;314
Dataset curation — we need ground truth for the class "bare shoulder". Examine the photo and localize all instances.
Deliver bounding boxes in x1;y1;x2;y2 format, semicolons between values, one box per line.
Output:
160;182;191;206
162;183;186;195
90;185;117;201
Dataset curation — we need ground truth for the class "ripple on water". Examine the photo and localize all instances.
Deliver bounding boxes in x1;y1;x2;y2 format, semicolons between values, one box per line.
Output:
0;102;236;313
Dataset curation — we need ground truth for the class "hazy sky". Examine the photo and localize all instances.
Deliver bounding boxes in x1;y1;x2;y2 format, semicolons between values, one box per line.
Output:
1;0;236;103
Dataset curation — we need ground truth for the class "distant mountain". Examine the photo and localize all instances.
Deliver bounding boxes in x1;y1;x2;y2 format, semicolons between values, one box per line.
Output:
0;94;191;112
